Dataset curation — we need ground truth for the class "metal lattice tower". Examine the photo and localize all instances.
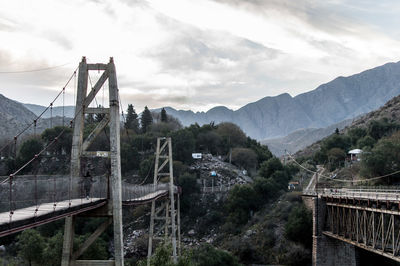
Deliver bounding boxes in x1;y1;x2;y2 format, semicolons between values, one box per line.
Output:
61;57;124;266
147;137;181;265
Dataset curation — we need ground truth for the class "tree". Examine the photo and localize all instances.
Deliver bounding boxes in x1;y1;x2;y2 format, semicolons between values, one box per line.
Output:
216;122;247;153
17;138;43;172
41;126;72;155
231;148;257;170
121;142;140;174
225;184;260;225
191;244;241;266
73;234;108;260
253;177;279;203
179;172;200;212
43;231;63;266
141;106;153;133
285;204;312;248
125;104;139;133
357;135;376;149
335;128;339;135
259;157;283;179
17;229;46;265
361;132;400;184
246;137;273;167
322;134;351;152
197;131;222;154
161;108;168;123
348;127;367;146
327;147;346;170
170;129;196;164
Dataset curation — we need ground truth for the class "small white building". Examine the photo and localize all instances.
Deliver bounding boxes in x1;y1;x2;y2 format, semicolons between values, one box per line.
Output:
348;149;363;161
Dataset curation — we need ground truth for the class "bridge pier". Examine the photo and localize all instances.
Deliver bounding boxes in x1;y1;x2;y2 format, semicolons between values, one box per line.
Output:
309;196;359;266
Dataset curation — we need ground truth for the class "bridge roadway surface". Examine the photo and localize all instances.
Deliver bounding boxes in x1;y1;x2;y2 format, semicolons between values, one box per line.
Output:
0;186;170;237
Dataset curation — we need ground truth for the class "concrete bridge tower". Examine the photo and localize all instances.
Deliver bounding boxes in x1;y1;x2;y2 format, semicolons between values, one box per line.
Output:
61;57;124;266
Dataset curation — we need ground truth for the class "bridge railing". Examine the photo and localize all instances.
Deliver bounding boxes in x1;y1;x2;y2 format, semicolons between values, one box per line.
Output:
121;182;177;203
0;175;108;214
303;187;400;201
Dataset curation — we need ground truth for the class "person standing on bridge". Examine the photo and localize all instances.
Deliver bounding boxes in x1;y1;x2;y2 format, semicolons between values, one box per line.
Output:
82;164;94;200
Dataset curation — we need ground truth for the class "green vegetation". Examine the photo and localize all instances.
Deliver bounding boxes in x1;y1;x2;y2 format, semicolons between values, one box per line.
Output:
310;118;400;182
0;105;311;266
140;243;241;266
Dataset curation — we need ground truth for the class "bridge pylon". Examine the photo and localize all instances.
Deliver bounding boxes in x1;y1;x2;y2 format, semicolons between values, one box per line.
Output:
147;137;181;265
61;57;124;266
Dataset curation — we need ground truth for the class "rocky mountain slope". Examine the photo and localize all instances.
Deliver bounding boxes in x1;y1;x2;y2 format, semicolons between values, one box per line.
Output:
296;94;400;158
162;61;400;140
262;119;353;156
0;94;37;140
24;103;75;119
0;94;70;142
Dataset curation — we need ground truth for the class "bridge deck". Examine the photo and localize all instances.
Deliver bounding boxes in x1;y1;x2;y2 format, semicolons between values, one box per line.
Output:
0;189;172;237
304;188;400;202
0;198;107;237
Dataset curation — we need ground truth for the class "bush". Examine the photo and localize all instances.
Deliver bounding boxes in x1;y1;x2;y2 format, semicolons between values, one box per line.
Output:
231;148;257;170
259;157;283;178
225;184;260;225
285;204;312;248
17;229;46;265
191;244;241;266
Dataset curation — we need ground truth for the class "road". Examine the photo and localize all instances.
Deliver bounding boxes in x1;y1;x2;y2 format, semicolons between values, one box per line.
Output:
304;165;324;192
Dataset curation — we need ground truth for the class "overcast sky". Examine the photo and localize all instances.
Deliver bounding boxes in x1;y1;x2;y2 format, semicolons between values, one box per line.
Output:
1;0;400;112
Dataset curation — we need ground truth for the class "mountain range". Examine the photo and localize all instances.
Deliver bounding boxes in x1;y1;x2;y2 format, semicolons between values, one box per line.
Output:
161;61;400;140
295;93;400;158
1;61;400;154
24;103;75;119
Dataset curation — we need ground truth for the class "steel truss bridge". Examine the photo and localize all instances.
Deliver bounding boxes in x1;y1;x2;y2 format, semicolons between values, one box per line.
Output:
308;188;400;263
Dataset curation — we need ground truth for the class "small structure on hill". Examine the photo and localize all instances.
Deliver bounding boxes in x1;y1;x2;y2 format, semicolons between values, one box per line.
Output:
348;149;363;161
288;181;299;190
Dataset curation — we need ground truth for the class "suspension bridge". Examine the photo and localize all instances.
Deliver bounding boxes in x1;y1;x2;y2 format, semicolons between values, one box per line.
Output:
0;57;180;266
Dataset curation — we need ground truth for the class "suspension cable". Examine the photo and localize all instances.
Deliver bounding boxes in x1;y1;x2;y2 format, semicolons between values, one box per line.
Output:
286;152;400;183
0;68;78;155
118;89;131;142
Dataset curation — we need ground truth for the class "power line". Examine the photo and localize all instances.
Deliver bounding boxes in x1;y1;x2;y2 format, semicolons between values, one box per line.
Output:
0;62;71;74
286;151;400;183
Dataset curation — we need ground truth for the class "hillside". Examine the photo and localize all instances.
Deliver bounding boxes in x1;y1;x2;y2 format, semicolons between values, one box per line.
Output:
0;94;71;142
296;94;400;158
263;118;353;156
0;94;37;140
161;61;400;140
24;103;75;119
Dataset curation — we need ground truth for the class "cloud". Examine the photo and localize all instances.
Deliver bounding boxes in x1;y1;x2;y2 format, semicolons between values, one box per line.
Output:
41;30;74;50
1;0;400;114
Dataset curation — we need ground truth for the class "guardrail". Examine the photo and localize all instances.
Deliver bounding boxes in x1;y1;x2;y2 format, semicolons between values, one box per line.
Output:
303;188;400;201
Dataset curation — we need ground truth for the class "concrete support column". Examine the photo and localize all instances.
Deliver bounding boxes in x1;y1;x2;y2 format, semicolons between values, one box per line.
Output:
312;197;358;266
108;58;124;266
61;216;75;266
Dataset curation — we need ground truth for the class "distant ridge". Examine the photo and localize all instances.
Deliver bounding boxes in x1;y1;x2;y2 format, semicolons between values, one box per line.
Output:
159;61;400;140
24;103;75;119
296;93;400;158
